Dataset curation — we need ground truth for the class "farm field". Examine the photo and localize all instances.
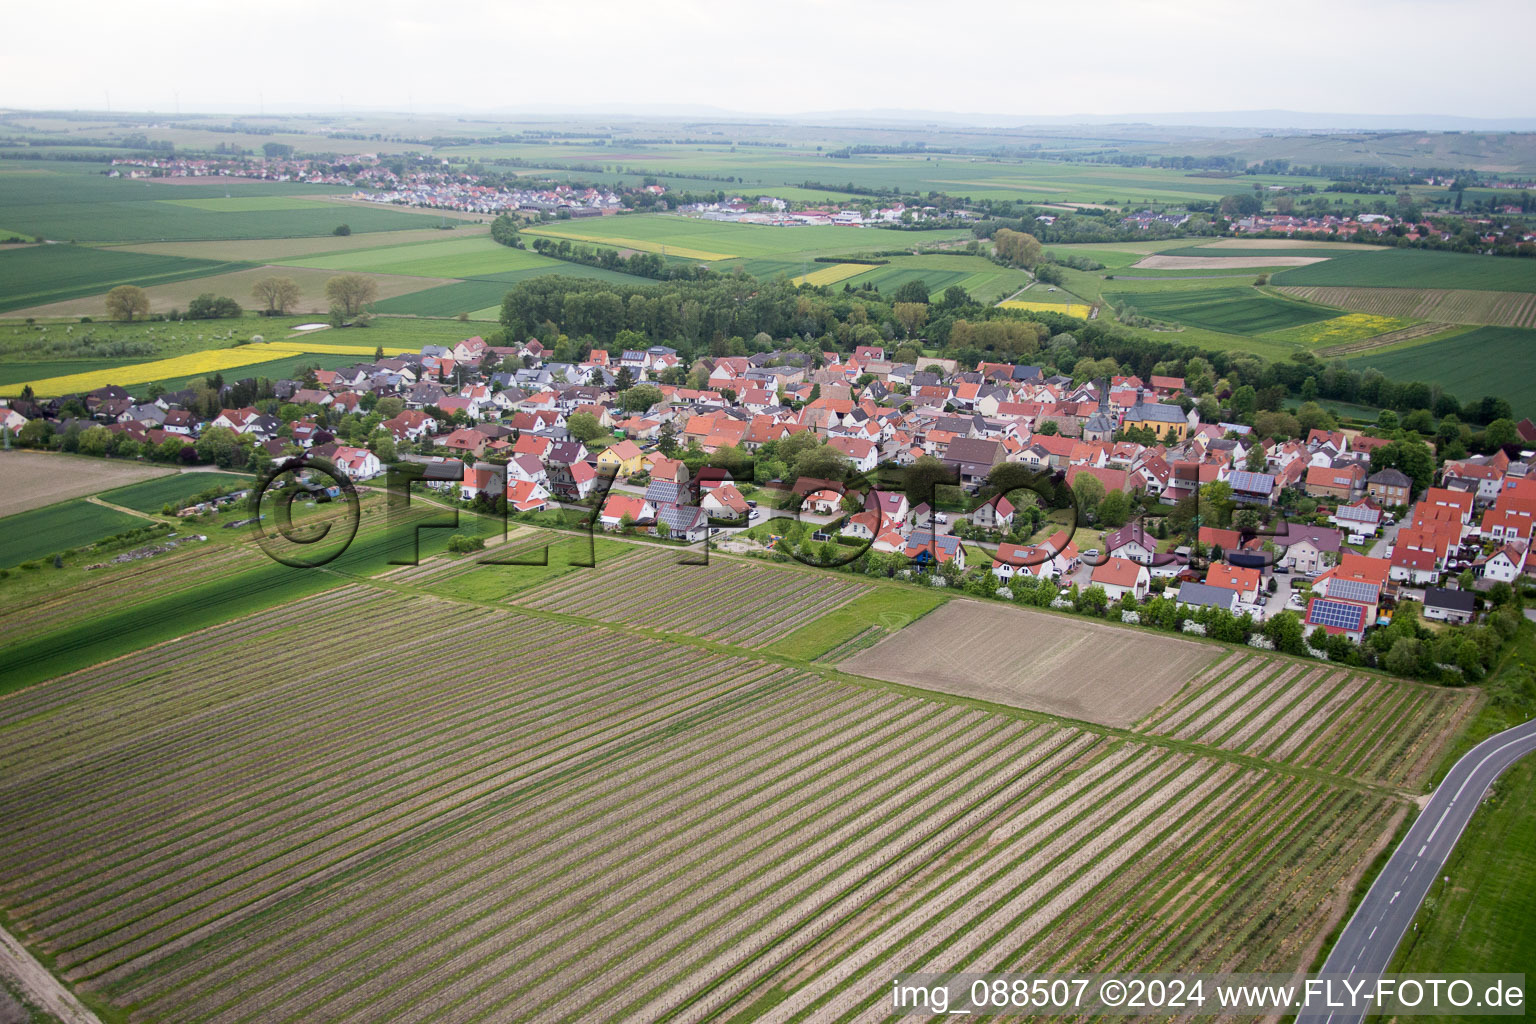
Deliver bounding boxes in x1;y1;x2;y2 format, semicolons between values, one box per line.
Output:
513;547;877;648
1256;312;1418;349
765;586;947;662
7;264;451;320
98;471;251;514
1345;325;1536;416
999;298;1093;318
519;214;968;262
1273;249;1536;292
1274;284;1536;328
790;262;871;287
841;599;1215;728
279;236;556;278
0;579;1416;1023
834;255;1033;304
107;225;492;262
0;498;146;568
1136;650;1473;789
1104;285;1336;335
0;244;248;313
0;451;175;518
0;164;444;242
0;341;415;399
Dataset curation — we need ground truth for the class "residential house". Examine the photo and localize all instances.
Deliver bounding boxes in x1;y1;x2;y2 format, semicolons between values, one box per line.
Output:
1422;587;1476;625
600;493;655;529
1176;581;1239;614
1204;561;1263;605
1104;521;1157;565
654;503;709;542
594;438;645;478
903;531;966;569
459;462;505;501
1305;463;1365;502
1091;557;1151;602
506;479;551;513
970;493;1015;532
1366;467;1413;507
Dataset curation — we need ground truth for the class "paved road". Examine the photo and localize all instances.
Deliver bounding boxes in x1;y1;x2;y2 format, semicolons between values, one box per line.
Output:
1297;717;1536;1024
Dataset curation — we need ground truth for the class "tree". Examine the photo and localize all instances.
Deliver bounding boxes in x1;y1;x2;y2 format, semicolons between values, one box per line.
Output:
620;383;662;413
105;285;150;322
903;455;957;508
1097;488;1132;528
251;276;301;316
1244;444;1268;472
1037;419;1060;436
1485;418;1519;450
892;279;931;305
892;302;928;339
333;224;352;236
1371;437;1435;496
324;274;378;317
614;366;635;392
992;228;1044;269
566;412;604;442
794;445;852;482
1199;480;1235;528
1072;474;1105;521
187;293;242;319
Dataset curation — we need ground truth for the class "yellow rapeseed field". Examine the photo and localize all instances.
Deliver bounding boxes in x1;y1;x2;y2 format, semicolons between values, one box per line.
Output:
520;227;734;262
791;263;873;287
999;299;1092;318
1260;312;1415;347
0;343;415;397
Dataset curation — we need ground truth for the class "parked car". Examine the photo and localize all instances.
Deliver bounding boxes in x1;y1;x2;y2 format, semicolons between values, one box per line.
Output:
1273;565;1290;575
746;500;757;508
934;513;948;524
748;510;761;520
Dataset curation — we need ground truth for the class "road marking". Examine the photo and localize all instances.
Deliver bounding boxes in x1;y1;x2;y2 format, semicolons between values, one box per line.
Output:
1369;927;1377;939
1418;845;1426;856
1390;890;1399;904
1409;862;1415;872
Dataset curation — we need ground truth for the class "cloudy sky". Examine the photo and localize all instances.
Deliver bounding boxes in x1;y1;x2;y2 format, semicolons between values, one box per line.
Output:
4;0;1532;120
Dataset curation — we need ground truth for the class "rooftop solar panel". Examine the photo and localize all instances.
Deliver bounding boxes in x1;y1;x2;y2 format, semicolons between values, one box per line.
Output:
1309;599;1365;631
1329;578;1380;604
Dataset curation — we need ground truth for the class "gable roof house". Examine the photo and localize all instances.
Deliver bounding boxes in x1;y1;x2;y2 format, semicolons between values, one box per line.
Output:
1103;521;1157;565
942;436;1004;491
1090;557;1151;602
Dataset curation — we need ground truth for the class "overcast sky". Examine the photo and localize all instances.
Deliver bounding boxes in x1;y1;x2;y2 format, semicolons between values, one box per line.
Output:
5;0;1533;120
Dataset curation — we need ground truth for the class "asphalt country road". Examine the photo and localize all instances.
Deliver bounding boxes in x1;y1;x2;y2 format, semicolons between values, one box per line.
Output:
1298;717;1536;1024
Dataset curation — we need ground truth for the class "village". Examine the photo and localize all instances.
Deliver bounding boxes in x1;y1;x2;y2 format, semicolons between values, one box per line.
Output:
5;329;1533;681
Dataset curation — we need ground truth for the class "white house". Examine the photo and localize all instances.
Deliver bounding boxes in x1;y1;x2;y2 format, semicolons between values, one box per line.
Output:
1090;557;1150;602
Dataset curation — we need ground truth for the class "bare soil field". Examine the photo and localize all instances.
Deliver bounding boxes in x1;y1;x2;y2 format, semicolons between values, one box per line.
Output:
108;226;490;263
1131;254;1327;270
841;600;1217;727
0;452;174;519
7;266;451;319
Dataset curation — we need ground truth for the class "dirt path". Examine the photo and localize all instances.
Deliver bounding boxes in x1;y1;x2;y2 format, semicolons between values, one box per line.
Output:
0;926;102;1024
83;495;159;522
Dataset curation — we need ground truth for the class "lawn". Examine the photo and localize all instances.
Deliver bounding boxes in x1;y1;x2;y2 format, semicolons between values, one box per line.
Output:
1274;249;1536;292
1104;285;1336;334
431;535;635;602
1345;325;1536;416
0;498;145;568
0;244;248;312
765;586;947;661
99;472;251;513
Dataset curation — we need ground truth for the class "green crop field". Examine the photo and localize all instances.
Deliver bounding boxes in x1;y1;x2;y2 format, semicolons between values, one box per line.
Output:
520;213;968;261
1346;325;1536;414
832;255;1033;303
1274;249;1536;292
0;244;248;312
158;196;338;212
0;499;145;568
0;357;158;386
280;236;552;278
99;472;250;513
0;163;445;242
1104;285;1335;334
